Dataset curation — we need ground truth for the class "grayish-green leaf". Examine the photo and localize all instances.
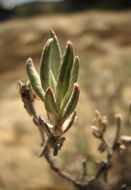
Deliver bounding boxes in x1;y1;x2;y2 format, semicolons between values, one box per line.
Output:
49;29;62;80
70;56;80;87
40;38;53;91
61;83;80;122
44;87;58;116
56;41;74;107
61;56;80;110
26;58;45;101
50;70;56;93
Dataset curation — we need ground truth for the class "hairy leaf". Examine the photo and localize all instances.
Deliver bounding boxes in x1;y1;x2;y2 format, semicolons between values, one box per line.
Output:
50;70;56;93
40;38;53;91
49;29;62;80
26;58;45;101
44;87;58;116
56;41;74;107
61;56;80;110
61;83;80;122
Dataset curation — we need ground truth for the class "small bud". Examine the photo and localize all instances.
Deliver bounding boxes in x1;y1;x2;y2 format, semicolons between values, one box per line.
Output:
91;125;101;139
95;111;107;135
101;116;108;134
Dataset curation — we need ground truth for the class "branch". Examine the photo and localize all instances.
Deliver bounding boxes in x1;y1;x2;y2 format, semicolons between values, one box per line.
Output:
18;82;98;189
19;82;131;190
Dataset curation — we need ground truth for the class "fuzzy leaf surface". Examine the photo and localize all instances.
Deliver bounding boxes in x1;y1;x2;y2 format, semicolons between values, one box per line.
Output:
56;41;74;107
61;56;80;110
49;29;62;80
61;83;80;122
26;58;45;101
40;38;53;91
44;87;58;116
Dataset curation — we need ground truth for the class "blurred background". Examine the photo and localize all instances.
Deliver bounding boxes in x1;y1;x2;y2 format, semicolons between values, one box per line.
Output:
0;0;131;190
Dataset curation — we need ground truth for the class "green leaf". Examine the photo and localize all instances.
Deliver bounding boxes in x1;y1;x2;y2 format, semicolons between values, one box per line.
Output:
56;41;74;107
61;83;80;122
40;38;53;91
44;87;58;116
49;29;62;80
50;70;56;93
70;56;80;88
61;56;80;110
26;58;45;101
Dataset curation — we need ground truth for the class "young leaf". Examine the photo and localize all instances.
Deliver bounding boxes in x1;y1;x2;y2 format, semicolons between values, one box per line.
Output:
56;41;74;107
40;38;54;91
44;87;58;116
63;111;76;133
70;56;80;87
61;56;80;110
26;58;45;101
61;83;80;122
50;70;56;93
49;29;62;80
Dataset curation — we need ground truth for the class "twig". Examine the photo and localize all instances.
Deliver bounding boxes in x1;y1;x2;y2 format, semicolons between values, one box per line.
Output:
18;81;45;144
43;144;97;189
112;114;121;150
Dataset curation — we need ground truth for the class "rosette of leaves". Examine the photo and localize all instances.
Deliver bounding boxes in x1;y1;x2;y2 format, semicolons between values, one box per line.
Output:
26;29;80;136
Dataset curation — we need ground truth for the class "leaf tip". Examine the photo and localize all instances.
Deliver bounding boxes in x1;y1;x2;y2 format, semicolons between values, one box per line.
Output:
74;83;80;92
49;28;55;35
46;86;52;93
26;57;33;65
74;56;80;62
47;37;54;45
67;40;73;48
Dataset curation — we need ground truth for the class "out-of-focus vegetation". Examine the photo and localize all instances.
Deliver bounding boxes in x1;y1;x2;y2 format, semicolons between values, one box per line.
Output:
0;0;131;21
65;0;131;11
